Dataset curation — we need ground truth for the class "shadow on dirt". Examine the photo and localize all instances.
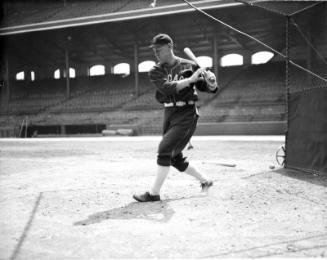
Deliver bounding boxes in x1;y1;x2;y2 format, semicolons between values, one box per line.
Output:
74;194;205;226
274;168;327;188
74;201;174;226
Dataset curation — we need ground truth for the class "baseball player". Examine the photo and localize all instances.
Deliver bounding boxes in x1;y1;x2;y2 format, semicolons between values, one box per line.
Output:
133;33;219;202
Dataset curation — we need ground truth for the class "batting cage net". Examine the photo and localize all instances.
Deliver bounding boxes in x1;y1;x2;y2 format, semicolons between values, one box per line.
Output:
285;4;327;176
220;1;327;175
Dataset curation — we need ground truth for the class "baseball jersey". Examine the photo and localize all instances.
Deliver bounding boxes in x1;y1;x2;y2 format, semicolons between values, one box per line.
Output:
149;57;216;104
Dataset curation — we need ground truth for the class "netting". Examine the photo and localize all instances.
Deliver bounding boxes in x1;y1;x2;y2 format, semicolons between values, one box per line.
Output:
238;0;322;16
285;5;327;175
183;0;327;175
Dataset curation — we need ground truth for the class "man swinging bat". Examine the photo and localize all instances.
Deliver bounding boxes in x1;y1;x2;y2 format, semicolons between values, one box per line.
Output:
133;33;219;202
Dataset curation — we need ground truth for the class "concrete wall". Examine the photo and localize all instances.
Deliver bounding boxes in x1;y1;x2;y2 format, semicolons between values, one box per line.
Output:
195;121;287;135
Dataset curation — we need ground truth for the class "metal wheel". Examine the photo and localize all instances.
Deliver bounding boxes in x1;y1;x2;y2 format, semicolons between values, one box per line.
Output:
275;145;286;166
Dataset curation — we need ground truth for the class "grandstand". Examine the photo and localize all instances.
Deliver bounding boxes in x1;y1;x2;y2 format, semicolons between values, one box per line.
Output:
0;0;325;137
199;62;286;123
0;61;286;136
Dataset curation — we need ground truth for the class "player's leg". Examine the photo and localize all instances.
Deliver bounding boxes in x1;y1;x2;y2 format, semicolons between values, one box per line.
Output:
132;163;170;202
149;113;199;195
150;165;170;195
133;116;181;202
171;152;211;186
151;123;188;193
171;112;213;190
185;164;213;191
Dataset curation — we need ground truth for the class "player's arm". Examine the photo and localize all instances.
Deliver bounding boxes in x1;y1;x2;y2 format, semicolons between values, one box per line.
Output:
175;68;205;93
149;67;205;95
149;67;177;96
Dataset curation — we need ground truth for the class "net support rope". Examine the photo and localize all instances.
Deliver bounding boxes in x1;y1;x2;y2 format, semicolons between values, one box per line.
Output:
288;2;322;17
290;17;327;66
182;0;327;83
234;0;288;16
235;0;327;67
239;1;321;17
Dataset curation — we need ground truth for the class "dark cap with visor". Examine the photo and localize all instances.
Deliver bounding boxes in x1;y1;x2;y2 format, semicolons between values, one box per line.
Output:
149;33;173;48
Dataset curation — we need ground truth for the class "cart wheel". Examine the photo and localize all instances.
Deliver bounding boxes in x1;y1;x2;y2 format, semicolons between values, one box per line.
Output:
275;145;285;166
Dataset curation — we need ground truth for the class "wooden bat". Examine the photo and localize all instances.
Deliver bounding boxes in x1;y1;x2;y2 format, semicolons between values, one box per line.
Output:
183;47;201;67
184;47;218;90
202;161;236;167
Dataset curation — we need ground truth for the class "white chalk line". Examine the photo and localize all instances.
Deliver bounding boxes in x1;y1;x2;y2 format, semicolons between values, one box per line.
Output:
0;135;285;142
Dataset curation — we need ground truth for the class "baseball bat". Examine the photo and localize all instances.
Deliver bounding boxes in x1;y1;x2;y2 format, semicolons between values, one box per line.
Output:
202;161;236;167
184;47;201;67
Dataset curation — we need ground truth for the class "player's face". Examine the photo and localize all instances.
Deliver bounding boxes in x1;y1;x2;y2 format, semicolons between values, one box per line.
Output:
152;44;171;62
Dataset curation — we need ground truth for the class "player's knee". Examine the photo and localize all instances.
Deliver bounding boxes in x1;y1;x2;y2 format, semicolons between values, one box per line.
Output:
157;154;171;167
171;154;189;172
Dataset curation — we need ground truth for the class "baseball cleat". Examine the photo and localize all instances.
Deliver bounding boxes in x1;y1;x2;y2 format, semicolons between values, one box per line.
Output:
133;191;161;202
200;180;213;192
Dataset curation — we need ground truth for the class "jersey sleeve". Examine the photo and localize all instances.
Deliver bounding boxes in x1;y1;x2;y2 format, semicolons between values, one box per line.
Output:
149;66;178;97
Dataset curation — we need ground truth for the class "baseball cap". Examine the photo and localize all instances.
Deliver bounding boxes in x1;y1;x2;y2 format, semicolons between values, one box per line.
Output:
149;33;173;48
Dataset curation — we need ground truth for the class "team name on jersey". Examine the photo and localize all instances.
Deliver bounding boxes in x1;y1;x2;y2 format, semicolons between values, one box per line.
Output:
167;73;184;82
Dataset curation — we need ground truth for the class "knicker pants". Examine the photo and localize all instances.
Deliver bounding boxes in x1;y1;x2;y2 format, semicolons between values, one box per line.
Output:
157;105;198;172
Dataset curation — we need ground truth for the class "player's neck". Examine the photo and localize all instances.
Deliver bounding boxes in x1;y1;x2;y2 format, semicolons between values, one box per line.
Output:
165;55;178;67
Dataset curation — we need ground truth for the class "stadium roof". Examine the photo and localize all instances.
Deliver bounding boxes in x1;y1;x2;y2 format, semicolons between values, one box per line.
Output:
1;0;326;71
0;0;241;35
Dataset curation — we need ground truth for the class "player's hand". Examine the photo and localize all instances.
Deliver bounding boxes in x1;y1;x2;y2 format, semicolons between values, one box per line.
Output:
201;70;218;91
189;68;206;83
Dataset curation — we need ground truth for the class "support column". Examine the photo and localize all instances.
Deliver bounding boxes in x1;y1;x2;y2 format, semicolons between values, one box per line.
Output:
285;15;290;156
26;68;32;82
65;36;71;99
4;54;10;103
134;42;139;97
212;33;219;83
60;125;66;135
75;64;88;78
243;51;252;66
285;16;290;95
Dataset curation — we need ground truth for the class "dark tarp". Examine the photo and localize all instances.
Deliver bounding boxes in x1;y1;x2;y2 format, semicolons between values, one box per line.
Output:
286;87;327;175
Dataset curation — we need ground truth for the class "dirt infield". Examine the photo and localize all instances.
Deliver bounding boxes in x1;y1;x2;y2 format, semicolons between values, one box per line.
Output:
0;136;326;259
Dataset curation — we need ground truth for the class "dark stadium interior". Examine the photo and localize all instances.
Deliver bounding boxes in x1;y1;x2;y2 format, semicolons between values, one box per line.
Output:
0;0;326;137
3;1;325;67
